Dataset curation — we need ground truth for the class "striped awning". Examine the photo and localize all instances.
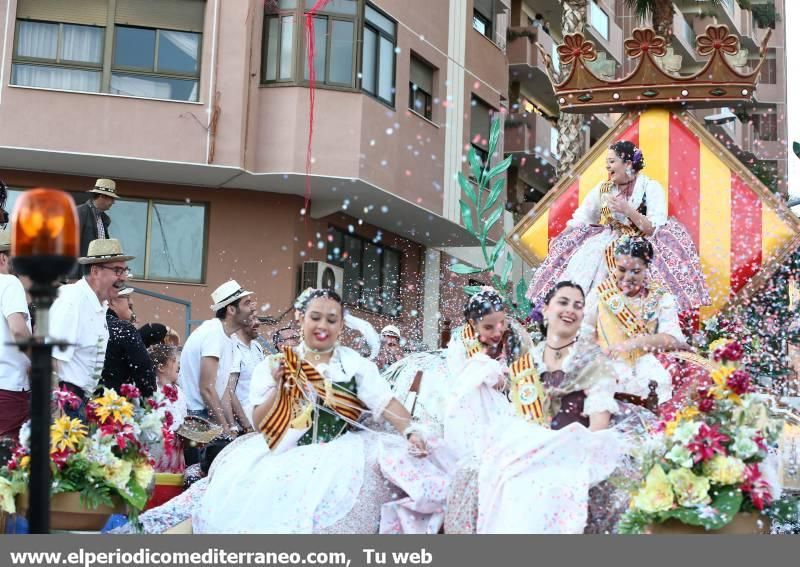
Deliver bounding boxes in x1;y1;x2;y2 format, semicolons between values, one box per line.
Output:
507;108;800;319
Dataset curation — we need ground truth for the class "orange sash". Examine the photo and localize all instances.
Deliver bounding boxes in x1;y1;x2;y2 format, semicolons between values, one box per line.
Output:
508;353;546;424
598;182;643;271
258;347;366;450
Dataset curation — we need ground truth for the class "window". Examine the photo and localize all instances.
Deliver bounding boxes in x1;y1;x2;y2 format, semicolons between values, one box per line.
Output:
409;53;434;120
114;198;208;283
362;4;396;105
12;20;104;93
752;112;778;142
326;227;401;316
263;1;296;82
760;50;777;84
302;0;357;87
470;96;495;168
11;0;204;102
473;0;494;39
589;1;609;41
111;26;201;101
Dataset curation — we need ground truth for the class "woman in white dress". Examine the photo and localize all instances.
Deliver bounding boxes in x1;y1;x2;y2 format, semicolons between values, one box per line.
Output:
527;141;708;313
192;288;439;534
435;286;624;534
581;237;686;406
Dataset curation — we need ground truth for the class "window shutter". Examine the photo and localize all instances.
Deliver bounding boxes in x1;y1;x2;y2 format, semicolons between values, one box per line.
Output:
470;97;493;149
115;0;206;33
16;0;109;26
410;56;433;93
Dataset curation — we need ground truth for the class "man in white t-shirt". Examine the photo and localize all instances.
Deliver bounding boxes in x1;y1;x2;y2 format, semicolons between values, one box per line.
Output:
50;239;133;417
230;314;265;432
179;280;256;455
0;229;32;440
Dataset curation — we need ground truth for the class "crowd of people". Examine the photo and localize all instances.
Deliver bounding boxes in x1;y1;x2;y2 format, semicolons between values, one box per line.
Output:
0;141;791;533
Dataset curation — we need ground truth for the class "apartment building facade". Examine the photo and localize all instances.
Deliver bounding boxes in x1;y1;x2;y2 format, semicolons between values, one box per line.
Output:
0;0;511;348
503;0;789;209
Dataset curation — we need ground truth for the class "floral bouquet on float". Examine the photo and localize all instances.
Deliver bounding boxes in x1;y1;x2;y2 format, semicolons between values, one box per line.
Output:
619;340;795;533
0;384;169;529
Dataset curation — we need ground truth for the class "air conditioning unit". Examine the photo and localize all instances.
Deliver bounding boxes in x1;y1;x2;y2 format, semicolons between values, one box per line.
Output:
301;261;344;294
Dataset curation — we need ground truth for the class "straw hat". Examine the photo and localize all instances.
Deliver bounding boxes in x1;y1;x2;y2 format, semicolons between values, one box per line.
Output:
381;325;401;339
88;178;118;199
0;229;10;253
177;415;223;445
210;280;253;311
78;238;135;264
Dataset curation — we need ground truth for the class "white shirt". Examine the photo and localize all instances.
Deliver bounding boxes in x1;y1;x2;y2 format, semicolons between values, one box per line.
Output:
232;334;265;405
0;274;31;391
179;318;235;412
567;174;668;230
50;277;109;394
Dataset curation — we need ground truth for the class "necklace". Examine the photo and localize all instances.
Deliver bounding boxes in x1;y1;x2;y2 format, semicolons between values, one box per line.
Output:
545;339;577;360
304;343;335;362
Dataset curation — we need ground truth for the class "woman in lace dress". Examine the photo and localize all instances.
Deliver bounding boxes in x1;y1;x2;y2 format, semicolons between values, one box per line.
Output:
192;288;444;534
527;141;708;313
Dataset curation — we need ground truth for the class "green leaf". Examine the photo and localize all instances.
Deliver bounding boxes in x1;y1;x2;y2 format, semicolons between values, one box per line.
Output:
467;147;484;183
489;238;505;269
516;278;530;308
463;285;483;296
482;207;504;240
617;509;652;535
659;486;743;531
458;173;478;206
794;141;800;159
121;479;149;511
501;253;513;286
450;263;484;275
483;177;505;214
488;115;503;158
485;155;513;182
459;200;475;235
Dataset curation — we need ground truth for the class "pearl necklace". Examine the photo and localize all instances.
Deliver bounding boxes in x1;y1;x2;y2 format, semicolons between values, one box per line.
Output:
304;343;335;363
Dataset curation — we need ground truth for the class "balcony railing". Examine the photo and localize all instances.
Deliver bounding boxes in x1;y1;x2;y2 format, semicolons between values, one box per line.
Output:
505;111;557;166
506;26;554;75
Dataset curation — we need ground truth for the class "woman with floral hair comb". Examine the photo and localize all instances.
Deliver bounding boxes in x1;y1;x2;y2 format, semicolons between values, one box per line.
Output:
527;141;709;313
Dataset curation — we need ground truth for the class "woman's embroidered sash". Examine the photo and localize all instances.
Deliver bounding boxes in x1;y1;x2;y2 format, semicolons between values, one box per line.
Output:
508;353;546;424
461;323;482;359
596;278;661;363
258;347;367;450
598;182;643;272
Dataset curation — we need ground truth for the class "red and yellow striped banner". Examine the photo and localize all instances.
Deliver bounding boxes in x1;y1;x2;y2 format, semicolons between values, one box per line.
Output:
509;108;800;320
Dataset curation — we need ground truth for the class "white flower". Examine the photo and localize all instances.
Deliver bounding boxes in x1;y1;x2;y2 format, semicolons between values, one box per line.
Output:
138;412;163;444
665;444;694;468
18;420;31;450
732;434;759;460
672;421;702;446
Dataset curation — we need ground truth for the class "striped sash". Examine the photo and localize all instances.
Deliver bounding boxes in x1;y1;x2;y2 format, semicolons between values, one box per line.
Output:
258;347;367;450
598;182;643;272
508;353;546;424
461;323;482;359
597;278;649;339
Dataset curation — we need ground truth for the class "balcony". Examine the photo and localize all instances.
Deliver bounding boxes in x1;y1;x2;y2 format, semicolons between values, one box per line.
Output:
585;1;623;64
507;27;558;111
671;8;698;65
505;111;557;193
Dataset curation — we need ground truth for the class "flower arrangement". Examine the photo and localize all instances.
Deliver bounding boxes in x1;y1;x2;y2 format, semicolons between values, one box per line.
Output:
619;340;787;533
0;384;171;528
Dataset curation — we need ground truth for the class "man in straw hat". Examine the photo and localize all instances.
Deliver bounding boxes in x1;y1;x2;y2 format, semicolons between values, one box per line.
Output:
71;178;117;279
50;238;133;417
0;228;32;440
179;280;256;464
376;324;405;371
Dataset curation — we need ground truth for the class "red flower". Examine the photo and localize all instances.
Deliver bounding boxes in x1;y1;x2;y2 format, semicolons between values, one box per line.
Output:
687;423;730;463
163;411;174;429
698;396;715;413
84;402;100;424
726;370;752;396
53;386;81;412
741;463;772;510
162;384;179;403
50;448;72;469
119;384;141;400
717;342;744;362
147;398;158;410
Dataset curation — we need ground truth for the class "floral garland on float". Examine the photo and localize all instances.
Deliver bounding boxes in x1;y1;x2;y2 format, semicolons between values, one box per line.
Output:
0;384;174;531
619;339;800;533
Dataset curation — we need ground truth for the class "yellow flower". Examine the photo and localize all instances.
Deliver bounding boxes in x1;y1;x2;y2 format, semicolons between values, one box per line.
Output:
668;468;711;507
631;465;675;514
93;389;135;424
664;407;701;437
704;455;746;485
50;416;88;452
103;459;133;491
0;477;16;515
19;456;30;469
708;338;732;353
133;462;154;489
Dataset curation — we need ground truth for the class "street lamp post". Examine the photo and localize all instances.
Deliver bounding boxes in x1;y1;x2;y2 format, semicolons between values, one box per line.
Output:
10;189;78;534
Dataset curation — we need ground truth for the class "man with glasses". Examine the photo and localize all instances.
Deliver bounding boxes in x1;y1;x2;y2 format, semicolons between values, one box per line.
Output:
271;325;301;352
50;239;134;417
100;287;157;398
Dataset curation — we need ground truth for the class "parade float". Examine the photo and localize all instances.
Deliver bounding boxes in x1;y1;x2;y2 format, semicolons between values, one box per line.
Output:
502;24;800;532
